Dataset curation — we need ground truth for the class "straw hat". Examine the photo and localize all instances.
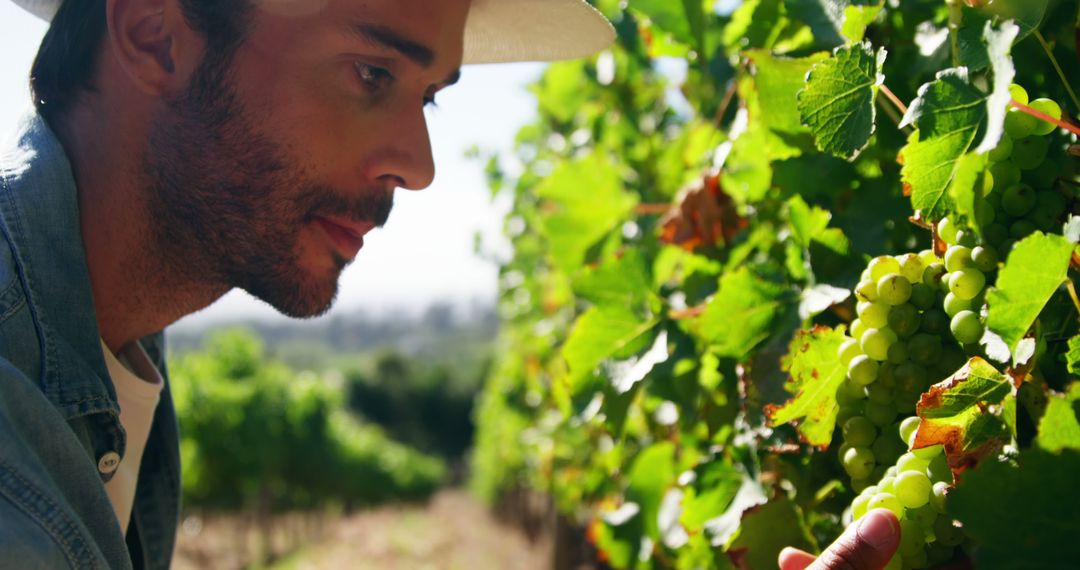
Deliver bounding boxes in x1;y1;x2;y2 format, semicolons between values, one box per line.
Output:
10;0;615;64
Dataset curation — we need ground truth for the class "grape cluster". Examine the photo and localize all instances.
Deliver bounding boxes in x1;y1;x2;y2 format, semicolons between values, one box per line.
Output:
933;219;995;347
978;85;1070;252
835;254;967;489
848;418;964;570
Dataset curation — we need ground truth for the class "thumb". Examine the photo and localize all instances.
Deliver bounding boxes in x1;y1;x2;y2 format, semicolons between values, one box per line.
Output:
809;509;900;570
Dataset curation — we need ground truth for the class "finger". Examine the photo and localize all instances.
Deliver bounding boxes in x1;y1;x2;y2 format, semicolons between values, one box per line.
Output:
778;546;818;570
809;509;900;570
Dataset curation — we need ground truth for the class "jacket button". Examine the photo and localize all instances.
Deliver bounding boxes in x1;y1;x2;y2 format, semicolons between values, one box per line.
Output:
98;452;121;475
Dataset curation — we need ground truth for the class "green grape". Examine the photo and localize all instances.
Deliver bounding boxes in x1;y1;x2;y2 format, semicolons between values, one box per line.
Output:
942;292;972;317
948;267;986;300
931;481;949;513
954;230;977;248
843;446;876;479
877;362;897;388
855;279;879;302
898;452;930;473
904;548;929;569
912;443;944;460
872;431;906;464
908;334;942;367
859;301;891;328
838;337;863;365
934;517;965;547
867;492;904;518
851;318;868;339
910;283;936;311
970;245;999;272
848;355;879;386
861;328;897;361
1010;219;1037;239
869;256;902;280
918;310;948;335
1004;107;1037;139
910;503;938;529
982;223;1009;246
865;400;897;426
843;416;878;447
926;454;952;484
974;198;996;226
1011;136;1050;171
897;254;925;284
851;493;872;520
883;554;903;570
950;310;984;344
987;132;1013;162
877;274;912;305
1029;98;1062;136
878;475;896;494
917;249;938;265
899;416;920;444
887;303;921;337
990;160;1022;191
1009;83;1029;105
866;381;895;404
894;362;927;393
899;518;926;556
922;262;947;287
935;347;968;380
1029;157;1061;188
886;341;909;364
1001;183;1037;217
895;471;932;508
935;218;958;244
943;245;973;272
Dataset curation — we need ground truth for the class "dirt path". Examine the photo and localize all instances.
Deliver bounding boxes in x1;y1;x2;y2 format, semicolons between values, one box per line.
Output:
260;490;551;570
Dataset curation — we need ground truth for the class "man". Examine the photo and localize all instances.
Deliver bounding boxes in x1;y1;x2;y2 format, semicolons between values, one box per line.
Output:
0;0;898;568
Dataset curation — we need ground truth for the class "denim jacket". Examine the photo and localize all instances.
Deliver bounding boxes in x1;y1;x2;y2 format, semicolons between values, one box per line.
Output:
0;115;181;569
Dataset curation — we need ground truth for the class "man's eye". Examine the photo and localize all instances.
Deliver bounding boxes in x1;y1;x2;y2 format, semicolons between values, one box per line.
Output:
355;62;392;91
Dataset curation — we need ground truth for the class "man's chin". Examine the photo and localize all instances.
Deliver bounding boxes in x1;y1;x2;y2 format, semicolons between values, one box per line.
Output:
245;275;341;319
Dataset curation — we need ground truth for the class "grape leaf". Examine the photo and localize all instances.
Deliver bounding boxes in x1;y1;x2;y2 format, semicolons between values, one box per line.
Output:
698;267;791;359
796;42;886;160
783;0;848;48
748;50;829;136
626;441;678;542
841;2;884;42
766;326;849;447
680;460;744;530
949;448;1080;569
573;249;655;310
723;0;785;53
985;232;1073;356
563;306;660;390
914;357;1014;474
1036;382;1080;453
899;22;1017;219
726;497;816;570
1067;335;1080;375
537;152;638;273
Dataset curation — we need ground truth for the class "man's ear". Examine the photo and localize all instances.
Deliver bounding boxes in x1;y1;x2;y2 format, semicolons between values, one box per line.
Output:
105;0;194;96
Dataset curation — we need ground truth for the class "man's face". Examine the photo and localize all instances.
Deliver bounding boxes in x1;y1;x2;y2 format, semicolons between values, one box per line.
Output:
144;0;468;317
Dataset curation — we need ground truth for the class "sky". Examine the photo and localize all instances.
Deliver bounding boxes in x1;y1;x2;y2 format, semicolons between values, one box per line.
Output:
0;3;544;330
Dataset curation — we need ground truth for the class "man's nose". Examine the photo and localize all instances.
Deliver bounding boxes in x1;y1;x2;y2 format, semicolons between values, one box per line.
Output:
369;106;436;191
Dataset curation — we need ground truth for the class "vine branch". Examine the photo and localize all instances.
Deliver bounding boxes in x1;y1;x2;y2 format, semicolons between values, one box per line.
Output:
1010;99;1080;137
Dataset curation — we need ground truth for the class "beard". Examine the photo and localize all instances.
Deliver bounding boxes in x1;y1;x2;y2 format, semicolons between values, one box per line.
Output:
141;50;393;318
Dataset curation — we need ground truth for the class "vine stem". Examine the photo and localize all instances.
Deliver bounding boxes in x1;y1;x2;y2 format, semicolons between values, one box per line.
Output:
879;84;909;116
1065;279;1080;320
635;203;673;215
669;305;705;320
946;0;962;68
1034;30;1080;114
1010;99;1080;137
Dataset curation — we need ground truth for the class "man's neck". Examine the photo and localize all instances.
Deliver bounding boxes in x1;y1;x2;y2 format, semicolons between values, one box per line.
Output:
53;103;229;353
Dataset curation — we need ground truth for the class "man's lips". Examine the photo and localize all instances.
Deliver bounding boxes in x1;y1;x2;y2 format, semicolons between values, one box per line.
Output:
314;216;373;259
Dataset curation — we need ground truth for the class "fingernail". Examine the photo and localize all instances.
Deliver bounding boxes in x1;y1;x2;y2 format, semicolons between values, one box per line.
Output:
857;509;898;548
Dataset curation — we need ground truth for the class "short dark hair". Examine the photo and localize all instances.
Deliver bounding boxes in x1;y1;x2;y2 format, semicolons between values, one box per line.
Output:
30;0;253;121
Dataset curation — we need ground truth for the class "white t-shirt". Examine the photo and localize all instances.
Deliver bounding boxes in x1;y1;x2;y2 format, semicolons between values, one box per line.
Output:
99;339;164;535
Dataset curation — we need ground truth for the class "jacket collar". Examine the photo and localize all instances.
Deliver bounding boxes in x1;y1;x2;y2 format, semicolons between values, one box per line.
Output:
0;113;119;420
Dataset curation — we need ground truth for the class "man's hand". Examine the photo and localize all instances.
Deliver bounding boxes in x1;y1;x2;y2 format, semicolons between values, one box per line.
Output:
778;509;900;570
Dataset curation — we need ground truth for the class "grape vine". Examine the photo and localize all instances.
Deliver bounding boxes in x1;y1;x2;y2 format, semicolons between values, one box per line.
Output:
472;1;1080;568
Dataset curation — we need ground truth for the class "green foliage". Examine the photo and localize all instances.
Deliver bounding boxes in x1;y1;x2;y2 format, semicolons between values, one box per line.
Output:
471;1;1080;568
171;329;444;513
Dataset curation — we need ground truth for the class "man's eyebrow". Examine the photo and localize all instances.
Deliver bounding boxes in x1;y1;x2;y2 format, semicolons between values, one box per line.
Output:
348;23;435;68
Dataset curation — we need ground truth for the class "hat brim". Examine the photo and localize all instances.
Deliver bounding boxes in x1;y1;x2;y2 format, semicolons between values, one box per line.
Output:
10;0;614;64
